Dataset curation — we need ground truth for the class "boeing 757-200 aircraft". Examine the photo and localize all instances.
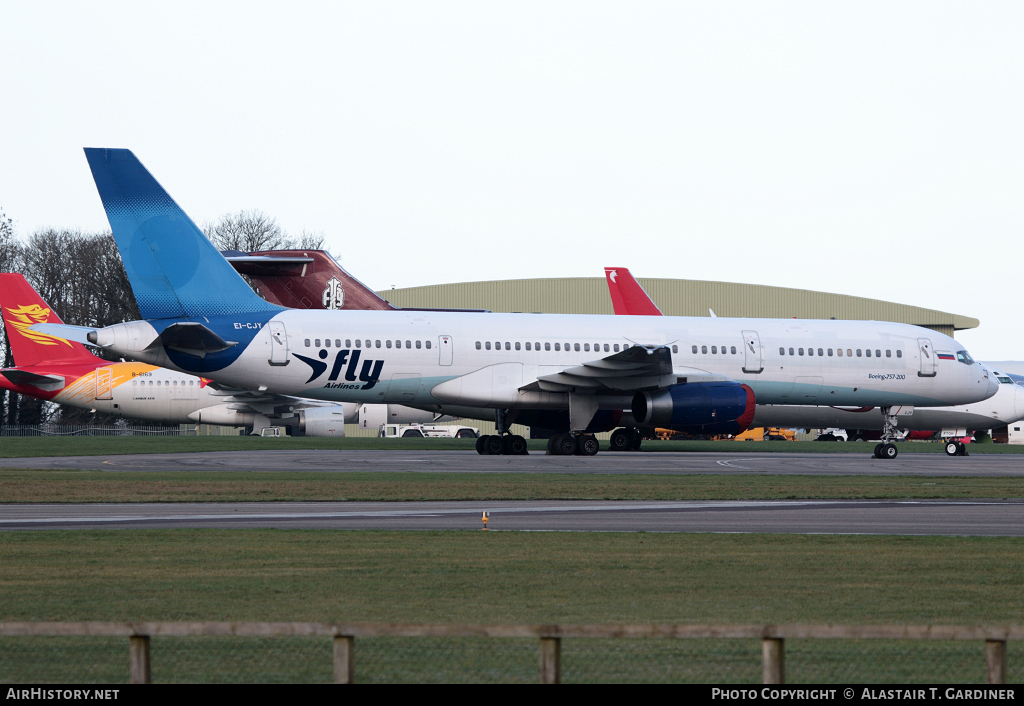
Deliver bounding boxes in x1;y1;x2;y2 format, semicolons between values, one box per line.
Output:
33;149;998;458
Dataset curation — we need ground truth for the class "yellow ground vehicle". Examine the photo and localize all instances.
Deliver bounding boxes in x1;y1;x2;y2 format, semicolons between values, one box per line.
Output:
733;427;796;441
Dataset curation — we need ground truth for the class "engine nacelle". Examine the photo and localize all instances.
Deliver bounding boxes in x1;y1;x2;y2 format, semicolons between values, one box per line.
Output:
299;407;347;437
358;404;443;430
632;382;756;435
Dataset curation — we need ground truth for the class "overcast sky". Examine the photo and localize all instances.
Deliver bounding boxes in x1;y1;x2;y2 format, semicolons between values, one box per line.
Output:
2;2;1021;357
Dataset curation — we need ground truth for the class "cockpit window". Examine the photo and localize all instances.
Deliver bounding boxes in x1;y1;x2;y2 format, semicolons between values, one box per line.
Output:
955;350;975;365
997;376;1014;384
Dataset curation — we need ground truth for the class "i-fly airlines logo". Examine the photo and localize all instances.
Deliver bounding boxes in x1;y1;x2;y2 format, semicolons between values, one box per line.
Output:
294;348;383;390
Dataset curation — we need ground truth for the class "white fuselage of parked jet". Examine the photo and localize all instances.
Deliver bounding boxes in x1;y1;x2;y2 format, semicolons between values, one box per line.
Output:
74;310;999;417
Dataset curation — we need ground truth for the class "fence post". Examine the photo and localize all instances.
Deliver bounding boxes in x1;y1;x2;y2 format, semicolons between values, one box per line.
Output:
129;635;151;684
986;640;1007;684
334;636;354;684
540;637;561;684
762;638;784;684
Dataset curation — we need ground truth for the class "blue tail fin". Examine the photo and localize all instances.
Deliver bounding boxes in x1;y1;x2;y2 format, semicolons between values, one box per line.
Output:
83;148;281;320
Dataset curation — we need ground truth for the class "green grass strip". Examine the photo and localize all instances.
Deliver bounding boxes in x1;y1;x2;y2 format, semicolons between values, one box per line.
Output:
3;470;1024;502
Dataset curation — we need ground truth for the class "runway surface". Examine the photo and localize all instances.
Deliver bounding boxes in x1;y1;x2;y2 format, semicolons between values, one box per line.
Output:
3;499;1023;535
3;449;1023;476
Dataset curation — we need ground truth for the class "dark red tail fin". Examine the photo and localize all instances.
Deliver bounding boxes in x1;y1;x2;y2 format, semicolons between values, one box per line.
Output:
604;267;663;316
0;273;99;366
224;250;397;311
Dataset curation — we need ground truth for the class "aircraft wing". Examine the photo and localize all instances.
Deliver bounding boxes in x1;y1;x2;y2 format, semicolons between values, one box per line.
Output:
523;345;728;393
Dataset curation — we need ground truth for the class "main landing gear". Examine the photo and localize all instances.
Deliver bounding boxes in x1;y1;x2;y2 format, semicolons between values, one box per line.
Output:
475;409;529;456
546;433;600;456
608;428;643;452
872;407;901;460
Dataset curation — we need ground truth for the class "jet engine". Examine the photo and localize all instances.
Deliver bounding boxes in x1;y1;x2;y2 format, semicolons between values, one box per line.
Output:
298;408;347;437
631;382;756;435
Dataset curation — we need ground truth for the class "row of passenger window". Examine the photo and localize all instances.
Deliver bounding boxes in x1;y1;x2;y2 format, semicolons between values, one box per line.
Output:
692;345;738;355
132;379;194;386
474;341;683;353
304;338;432;350
779;346;902;359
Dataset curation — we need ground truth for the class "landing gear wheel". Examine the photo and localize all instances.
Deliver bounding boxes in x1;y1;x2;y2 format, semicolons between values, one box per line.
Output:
960;442;969;456
505;435;528;455
881;443;898;459
873;443;883;459
484;435;504;455
609;429;631;452
577;435;600;456
554;433;577;456
945;441;959;456
476;435;489;455
546;436;558;455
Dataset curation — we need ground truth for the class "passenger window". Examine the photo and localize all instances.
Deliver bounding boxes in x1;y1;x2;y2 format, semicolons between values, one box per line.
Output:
485;342;491;350
874;349;880;357
476;341;481;350
808;348;814;356
817;348;823;356
315;339;321;347
731;346;737;354
574;343;580;352
336;340;341;347
885;350;890;357
827;348;833;357
856;349;862;357
525;342;531;351
555;343;560;351
494;342;500;350
672;345;678;353
847;349;852;357
345;339;351;347
896;350;902;358
325;339;331;348
565;343;570;351
837;348;843;357
535;342;540;350
799;348;804;356
132;380;137;386
375;340;381;348
189;380;194;386
365;340;371;348
416;340;421;349
779;347;785;355
604;344;610;352
515;342;521;350
721;345;727;354
584;343;590;352
505;342;510;351
304;339;310;347
866;349;872;357
406;341;411;349
355;339;361;348
425;340;431;349
789;348;794;356
546;343;551;351
711;346;717;354
694;345;700;354
702;345;708;354
386;340;392;348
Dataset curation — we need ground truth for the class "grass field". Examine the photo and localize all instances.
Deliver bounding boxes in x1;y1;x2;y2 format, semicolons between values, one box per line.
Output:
4;469;1024;502
2;530;1022;682
2;435;1024;457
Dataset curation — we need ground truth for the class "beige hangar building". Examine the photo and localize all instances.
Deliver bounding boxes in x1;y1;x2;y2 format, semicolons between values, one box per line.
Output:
377;276;977;339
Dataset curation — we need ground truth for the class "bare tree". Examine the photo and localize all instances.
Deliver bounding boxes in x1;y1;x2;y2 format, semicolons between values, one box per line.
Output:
203;210;292;252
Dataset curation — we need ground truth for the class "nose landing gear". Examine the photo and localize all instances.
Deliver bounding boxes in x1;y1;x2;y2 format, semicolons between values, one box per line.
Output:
872;407;901;460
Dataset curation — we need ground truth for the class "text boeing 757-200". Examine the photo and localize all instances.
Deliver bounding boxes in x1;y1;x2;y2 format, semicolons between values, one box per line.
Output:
32;149;998;458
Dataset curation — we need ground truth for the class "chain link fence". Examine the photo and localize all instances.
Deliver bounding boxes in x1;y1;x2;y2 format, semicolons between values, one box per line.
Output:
0;424;192;436
0;624;1020;684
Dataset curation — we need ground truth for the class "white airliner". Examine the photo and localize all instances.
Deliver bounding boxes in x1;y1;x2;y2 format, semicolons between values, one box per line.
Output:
34;149;999;459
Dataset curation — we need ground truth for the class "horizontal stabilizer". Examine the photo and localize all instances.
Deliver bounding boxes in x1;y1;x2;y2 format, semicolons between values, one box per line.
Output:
149;322;239;359
28;323;99;347
1;369;66;391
